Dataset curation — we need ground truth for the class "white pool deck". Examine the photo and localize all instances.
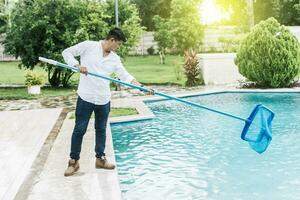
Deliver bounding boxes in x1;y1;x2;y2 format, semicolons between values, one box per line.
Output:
1;87;300;200
0;109;62;200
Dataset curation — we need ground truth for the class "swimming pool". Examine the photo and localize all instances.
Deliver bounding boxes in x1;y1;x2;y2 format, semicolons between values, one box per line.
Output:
111;92;300;200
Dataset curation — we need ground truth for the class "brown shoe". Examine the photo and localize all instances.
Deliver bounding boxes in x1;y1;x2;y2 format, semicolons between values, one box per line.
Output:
64;159;80;176
95;156;115;170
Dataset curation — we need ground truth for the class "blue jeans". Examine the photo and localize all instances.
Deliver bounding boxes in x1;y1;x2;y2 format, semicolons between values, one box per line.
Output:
70;96;110;160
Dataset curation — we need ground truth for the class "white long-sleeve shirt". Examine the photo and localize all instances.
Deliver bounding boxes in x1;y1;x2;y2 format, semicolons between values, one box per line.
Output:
62;40;134;105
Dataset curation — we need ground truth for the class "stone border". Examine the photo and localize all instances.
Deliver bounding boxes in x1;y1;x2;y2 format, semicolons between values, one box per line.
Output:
109;99;156;124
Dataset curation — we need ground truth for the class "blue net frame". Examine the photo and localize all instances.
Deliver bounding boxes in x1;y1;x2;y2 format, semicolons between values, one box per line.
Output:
241;104;275;154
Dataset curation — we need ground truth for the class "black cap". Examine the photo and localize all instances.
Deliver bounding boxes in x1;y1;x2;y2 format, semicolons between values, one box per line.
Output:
107;27;127;42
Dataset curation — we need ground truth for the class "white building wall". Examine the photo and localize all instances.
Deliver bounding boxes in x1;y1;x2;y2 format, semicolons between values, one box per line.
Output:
198;53;245;85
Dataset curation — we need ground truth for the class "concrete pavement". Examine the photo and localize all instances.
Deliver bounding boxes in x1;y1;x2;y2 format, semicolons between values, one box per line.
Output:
0;109;62;200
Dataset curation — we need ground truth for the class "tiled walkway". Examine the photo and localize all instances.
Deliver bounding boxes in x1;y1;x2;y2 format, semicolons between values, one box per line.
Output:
24;115;121;200
0;109;62;200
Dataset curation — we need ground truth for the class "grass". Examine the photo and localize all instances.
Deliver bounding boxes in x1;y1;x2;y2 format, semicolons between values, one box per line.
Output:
0;61;81;85
123;55;185;85
0;55;185;85
0;55;185;100
0;87;77;100
69;107;138;119
0;61;47;84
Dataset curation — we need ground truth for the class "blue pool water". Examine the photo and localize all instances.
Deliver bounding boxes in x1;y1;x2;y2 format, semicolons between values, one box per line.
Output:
111;92;300;200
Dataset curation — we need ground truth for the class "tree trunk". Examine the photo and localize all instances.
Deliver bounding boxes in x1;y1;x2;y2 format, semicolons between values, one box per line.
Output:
159;49;165;64
247;0;254;29
62;71;74;87
48;68;61;87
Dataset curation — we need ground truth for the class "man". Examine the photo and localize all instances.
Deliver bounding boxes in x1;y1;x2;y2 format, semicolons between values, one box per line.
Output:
62;27;153;176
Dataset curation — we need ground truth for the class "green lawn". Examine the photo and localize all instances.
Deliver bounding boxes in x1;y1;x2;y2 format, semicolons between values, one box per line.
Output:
0;55;185;100
0;61;80;85
0;61;44;84
0;55;185;85
124;55;185;85
0;87;77;100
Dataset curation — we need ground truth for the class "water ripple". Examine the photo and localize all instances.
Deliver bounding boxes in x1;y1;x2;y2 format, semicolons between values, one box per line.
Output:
112;93;300;200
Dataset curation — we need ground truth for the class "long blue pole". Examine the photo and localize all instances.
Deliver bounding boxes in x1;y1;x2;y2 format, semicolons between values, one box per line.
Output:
39;57;248;122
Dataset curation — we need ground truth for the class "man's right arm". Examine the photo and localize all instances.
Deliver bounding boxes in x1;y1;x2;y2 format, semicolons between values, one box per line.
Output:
62;41;89;74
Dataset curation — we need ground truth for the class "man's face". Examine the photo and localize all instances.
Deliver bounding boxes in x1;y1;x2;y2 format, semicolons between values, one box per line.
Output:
109;38;122;51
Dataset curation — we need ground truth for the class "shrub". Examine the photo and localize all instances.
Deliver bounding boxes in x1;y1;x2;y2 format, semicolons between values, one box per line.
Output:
147;46;155;55
183;49;203;87
235;17;300;88
25;71;45;86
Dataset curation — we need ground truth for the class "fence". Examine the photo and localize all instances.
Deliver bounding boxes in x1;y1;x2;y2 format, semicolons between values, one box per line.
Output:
129;26;300;55
2;26;300;59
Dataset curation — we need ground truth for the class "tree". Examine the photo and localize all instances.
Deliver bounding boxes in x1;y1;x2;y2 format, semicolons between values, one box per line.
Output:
106;0;143;58
168;0;204;53
4;0;143;87
130;0;172;31
218;0;300;26
153;15;173;64
4;0;88;87
277;0;300;25
254;0;279;24
247;0;254;28
0;0;17;33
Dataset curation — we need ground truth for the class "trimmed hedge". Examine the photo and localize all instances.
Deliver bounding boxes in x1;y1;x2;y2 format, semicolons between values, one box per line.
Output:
235;17;300;88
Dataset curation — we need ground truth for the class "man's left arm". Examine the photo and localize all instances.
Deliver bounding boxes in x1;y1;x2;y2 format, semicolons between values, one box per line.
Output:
114;59;154;95
130;79;155;95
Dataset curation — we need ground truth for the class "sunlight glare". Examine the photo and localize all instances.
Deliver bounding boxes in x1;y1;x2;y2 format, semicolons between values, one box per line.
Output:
200;0;231;25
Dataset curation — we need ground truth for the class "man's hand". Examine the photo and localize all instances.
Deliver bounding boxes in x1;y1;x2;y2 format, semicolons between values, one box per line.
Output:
75;64;88;75
130;79;155;95
140;84;155;95
144;88;155;95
